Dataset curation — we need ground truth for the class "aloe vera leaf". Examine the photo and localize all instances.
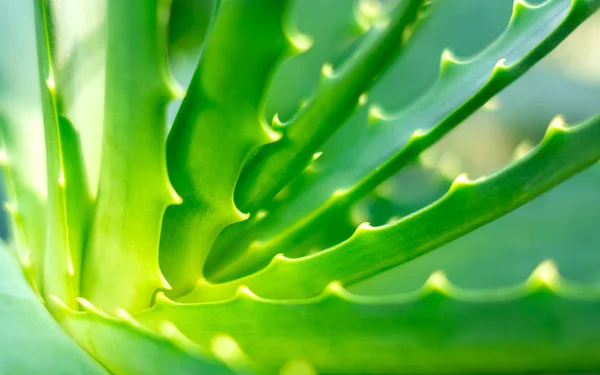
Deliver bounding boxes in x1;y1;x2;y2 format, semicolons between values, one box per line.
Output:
45;0;107;195
182;112;600;302
265;0;363;121
51;298;248;375
353;160;600;295
33;0;92;309
235;0;425;214
80;0;179;312
0;245;107;374
193;0;515;275
208;0;600;282
160;0;300;296
205;0;425;280
141;261;600;374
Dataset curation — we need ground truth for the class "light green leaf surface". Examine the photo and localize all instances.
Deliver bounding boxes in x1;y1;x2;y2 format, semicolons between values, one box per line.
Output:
207;0;600;283
235;0;425;214
52;297;244;375
205;0;425;281
141;261;600;374
353;160;600;295
46;0;107;195
33;0;90;309
181;113;600;302
0;245;106;374
81;0;178;312
264;0;362;121
160;0;298;296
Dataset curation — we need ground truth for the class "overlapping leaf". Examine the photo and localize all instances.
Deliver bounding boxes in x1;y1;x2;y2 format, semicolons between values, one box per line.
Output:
204;0;600;283
141;261;600;374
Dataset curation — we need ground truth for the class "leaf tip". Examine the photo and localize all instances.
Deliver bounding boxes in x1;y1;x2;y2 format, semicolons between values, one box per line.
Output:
235;285;259;299
424;270;450;293
368;104;392;125
287;31;314;56
528;259;560;289
358;93;369;107
321;62;335;79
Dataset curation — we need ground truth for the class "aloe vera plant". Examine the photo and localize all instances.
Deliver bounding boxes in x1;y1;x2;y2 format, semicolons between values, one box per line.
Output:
1;0;600;373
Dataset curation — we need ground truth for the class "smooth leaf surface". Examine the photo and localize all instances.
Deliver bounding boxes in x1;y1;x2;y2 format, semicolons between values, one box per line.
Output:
161;0;297;296
353;160;600;294
33;0;90;308
181;113;600;302
209;0;600;283
46;0;107;195
141;262;600;374
235;0;425;214
53;297;243;375
81;0;178;312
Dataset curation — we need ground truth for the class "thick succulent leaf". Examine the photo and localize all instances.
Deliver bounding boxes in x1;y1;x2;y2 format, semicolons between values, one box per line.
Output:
181;113;600;302
141;261;600;374
206;0;426;281
212;0;600;281
264;0;362;121
353;160;600;295
234;0;425;214
0;244;106;374
80;0;178;312
160;0;299;296
51;298;247;375
33;0;92;308
46;0;107;195
226;0;517;264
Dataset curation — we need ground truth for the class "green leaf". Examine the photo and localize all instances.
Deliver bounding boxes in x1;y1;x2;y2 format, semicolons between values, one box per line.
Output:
234;0;425;214
160;0;300;296
33;0;91;309
140;261;600;374
353;160;600;295
205;0;600;282
80;0;179;312
46;0;108;195
0;244;106;374
51;297;247;375
181;113;600;302
264;0;363;121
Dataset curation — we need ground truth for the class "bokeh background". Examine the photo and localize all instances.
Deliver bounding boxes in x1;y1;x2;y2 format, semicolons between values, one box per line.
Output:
1;0;599;295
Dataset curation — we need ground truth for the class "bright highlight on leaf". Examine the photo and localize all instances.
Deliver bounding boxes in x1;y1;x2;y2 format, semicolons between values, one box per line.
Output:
0;0;599;374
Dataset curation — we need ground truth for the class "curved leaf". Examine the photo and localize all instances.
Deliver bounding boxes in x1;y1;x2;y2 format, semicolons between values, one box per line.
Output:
210;0;600;282
140;261;600;374
80;0;179;312
52;297;248;375
181;113;600;302
160;0;301;296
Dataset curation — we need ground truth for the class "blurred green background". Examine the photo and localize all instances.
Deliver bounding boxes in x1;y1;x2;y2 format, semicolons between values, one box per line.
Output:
1;0;599;294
